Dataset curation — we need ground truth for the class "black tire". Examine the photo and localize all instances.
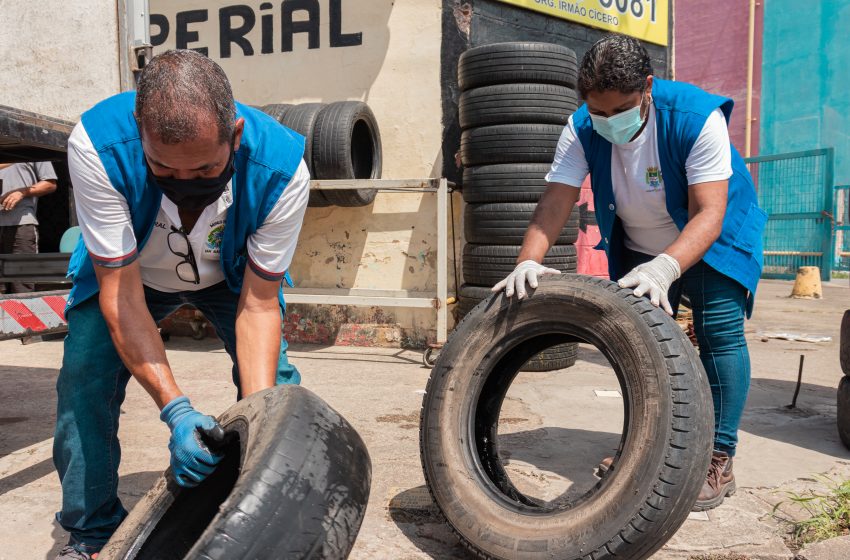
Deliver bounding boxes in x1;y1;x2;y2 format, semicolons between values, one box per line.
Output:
462;164;552;204
458;285;577;372
420;275;713;560
260;103;293;123
99;385;371;560
460;124;562;166
459;84;578;129
464;202;578;245
312;101;382;207
839;377;850;450
275;103;330;207
462;244;576;287
458;42;578;91
841;310;850;375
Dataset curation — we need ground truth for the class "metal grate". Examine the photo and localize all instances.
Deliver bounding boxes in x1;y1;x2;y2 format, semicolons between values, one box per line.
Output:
745;149;834;280
834;185;850;274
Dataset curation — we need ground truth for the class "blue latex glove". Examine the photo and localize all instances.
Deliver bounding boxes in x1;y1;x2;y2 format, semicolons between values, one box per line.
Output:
160;396;222;488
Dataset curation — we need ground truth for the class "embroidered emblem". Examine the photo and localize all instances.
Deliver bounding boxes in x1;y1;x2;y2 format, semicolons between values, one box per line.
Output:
645;166;663;191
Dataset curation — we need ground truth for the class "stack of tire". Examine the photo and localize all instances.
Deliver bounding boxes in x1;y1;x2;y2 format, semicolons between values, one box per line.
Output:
458;42;580;372
260;101;382;207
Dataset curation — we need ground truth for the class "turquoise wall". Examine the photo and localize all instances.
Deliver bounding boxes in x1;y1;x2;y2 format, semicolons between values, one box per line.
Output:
761;0;850;185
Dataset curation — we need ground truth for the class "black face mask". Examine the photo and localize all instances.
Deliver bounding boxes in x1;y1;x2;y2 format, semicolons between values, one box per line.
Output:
147;150;236;212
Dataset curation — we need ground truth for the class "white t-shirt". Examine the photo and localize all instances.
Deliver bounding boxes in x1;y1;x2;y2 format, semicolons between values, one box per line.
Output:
546;105;732;255
67;122;310;292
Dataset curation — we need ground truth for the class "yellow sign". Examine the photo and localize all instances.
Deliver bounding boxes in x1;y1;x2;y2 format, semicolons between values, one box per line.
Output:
494;0;668;46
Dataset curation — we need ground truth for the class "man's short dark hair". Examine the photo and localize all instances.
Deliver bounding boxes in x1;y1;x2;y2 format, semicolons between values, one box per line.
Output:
135;50;235;145
577;35;653;98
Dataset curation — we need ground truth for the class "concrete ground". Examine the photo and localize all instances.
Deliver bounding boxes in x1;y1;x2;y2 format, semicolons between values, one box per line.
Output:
1;279;849;559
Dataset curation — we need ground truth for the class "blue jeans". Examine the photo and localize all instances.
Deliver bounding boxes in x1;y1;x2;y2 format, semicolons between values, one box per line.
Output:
52;282;300;553
622;249;751;458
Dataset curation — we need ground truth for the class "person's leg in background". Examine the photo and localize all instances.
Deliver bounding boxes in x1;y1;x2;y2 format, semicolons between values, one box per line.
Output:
187;283;300;401
680;261;751;510
10;224;37;293
0;225;14;293
53;292;182;555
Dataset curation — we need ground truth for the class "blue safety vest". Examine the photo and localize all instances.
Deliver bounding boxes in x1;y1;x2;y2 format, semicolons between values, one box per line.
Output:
65;91;305;311
573;78;766;316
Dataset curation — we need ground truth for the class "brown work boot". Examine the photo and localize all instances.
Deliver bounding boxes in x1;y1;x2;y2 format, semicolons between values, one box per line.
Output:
693;451;736;511
596;456;614;478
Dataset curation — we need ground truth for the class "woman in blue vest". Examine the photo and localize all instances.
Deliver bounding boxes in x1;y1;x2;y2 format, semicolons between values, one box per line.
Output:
494;35;766;511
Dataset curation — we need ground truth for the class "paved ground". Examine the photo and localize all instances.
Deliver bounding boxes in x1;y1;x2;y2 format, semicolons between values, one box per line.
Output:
1;279;849;559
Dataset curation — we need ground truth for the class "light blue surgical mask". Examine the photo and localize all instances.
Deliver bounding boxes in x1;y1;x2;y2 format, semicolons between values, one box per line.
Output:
589;95;648;145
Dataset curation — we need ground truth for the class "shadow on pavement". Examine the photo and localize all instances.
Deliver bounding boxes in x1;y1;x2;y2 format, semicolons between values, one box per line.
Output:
742;377;850;458
43;470;162;560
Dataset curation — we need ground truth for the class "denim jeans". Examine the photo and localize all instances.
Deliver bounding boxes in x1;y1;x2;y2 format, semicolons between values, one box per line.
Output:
622;249;751;458
52;282;300;553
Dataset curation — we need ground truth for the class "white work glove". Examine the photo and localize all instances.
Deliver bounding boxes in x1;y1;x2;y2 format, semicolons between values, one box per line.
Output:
618;253;682;315
492;260;562;300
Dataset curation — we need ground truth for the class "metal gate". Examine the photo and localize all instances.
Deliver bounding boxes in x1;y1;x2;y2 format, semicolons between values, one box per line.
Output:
745;148;834;280
834;185;850;275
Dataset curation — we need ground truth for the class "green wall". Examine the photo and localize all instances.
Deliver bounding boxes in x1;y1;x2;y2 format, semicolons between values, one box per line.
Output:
761;0;850;185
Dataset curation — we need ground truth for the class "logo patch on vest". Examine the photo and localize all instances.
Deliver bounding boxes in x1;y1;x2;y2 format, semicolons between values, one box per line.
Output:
203;221;225;260
645;166;663;192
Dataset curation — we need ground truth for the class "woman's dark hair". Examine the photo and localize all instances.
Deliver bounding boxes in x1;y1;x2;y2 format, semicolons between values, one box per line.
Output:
577;35;653;98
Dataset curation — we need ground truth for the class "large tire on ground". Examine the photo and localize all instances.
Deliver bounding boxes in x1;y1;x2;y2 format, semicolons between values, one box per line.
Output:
420;275;713;560
458;284;577;372
839;377;850;450
462;244;576;287
276;103;330;207
840;310;850;375
99;385;371;560
464;202;579;245
312;101;382;207
458;42;578;91
462;164;552;203
460;124;562;166
459;84;578;129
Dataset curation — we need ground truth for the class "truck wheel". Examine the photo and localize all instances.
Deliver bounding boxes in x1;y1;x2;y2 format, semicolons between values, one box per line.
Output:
838;377;850;450
458;42;578;91
420;275;713;560
99;385;371;560
460;124;562;166
464;202;579;245
312;101;382;207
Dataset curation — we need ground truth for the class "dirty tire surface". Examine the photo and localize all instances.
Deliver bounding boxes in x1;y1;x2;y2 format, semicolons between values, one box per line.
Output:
459;84;577;129
420;275;714;560
841;310;850;375
839;377;850;450
312;101;382;207
462;164;552;203
460;124;562;166
462;244;576;286
464;202;579;245
458;42;578;91
99;385;372;560
458;284;577;372
274;102;330;207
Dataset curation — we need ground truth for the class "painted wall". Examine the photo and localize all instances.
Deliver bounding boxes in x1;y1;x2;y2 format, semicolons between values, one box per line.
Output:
673;0;762;157
761;0;850;186
0;0;122;121
150;0;451;345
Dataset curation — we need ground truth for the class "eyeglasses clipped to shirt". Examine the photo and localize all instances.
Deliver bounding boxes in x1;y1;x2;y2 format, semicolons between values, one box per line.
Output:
167;226;200;284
